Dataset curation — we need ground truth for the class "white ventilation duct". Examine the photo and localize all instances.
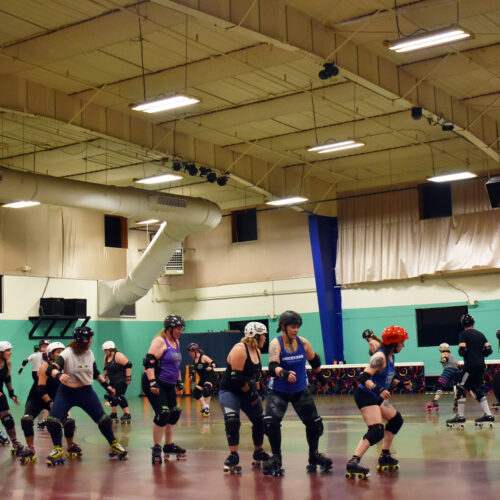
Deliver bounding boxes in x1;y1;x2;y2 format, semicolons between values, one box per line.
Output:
0;166;221;316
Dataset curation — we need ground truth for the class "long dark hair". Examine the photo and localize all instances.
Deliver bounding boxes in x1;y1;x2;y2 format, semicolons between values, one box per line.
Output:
380;343;396;358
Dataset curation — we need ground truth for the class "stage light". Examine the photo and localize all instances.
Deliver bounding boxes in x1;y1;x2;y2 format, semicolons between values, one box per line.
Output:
207;172;217;183
172;161;182;171
318;62;339;80
217;176;228;186
411;107;423;120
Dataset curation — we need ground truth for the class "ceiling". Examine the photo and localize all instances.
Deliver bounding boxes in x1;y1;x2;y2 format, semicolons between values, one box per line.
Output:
0;0;499;218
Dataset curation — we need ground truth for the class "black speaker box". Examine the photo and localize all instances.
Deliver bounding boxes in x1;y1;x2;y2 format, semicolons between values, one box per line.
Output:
64;299;87;317
39;298;65;316
486;176;500;208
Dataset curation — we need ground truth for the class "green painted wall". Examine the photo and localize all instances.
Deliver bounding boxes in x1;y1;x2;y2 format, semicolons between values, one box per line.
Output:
342;299;500;375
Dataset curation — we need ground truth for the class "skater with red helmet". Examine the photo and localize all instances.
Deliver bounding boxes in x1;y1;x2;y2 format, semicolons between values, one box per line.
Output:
346;325;410;479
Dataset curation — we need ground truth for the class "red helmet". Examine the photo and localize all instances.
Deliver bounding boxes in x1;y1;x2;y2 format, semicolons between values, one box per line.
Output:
382;326;408;345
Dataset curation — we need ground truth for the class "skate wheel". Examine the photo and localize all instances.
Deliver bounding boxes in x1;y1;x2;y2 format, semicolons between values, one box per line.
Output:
33;456;37;463
345;472;353;479
357;473;366;479
393;465;399;471
376;465;380;472
306;464;317;473
382;466;389;472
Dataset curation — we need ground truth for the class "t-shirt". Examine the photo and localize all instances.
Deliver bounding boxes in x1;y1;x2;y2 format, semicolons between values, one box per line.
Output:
59;347;95;386
458;329;488;369
27;352;43;371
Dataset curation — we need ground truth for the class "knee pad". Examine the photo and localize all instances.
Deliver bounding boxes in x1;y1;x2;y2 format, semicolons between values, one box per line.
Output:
202;383;212;398
385;412;403;435
168;407;182;425
305;417;324;440
193;387;202;400
224;412;241;446
117;395;128;409
363;424;384;446
21;415;34;437
46;416;63;434
97;414;113;434
153;407;170;427
1;414;15;431
263;415;281;440
63;417;76;438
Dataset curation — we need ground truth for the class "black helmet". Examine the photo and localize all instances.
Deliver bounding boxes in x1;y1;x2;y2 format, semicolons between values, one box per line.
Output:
73;326;94;344
461;314;475;328
277;310;302;332
187;342;199;352
164;314;185;330
39;339;50;347
362;329;374;340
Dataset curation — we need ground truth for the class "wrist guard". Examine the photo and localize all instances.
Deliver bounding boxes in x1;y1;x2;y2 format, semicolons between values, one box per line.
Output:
8;389;16;399
100;381;111;392
370;384;383;396
280;369;290;380
309;353;321;370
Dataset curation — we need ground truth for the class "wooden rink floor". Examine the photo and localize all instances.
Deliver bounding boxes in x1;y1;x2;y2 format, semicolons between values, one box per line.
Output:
2;394;500;500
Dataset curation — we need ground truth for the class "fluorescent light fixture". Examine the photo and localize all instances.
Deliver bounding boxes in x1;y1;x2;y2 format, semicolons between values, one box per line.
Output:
132;95;200;113
266;196;308;206
135;173;182;185
136;219;160;225
427;171;477;183
2;201;40;208
386;26;471;53
308;140;365;153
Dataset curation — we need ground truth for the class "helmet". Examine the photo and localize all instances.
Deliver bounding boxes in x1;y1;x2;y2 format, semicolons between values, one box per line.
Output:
362;329;374;340
461;314;474;328
439;343;450;352
187;342;199;352
164;314;185;330
47;342;65;356
276;310;302;332
0;341;13;352
244;322;268;338
102;341;116;351
39;339;50;347
73;326;94;344
382;326;409;345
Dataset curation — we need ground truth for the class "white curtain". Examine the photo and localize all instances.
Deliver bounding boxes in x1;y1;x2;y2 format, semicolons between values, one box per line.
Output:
336;179;500;284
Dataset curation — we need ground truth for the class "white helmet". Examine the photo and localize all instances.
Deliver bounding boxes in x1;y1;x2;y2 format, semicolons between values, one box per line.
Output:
244;322;268;338
0;341;13;352
47;342;65;356
439;343;450;352
102;340;116;351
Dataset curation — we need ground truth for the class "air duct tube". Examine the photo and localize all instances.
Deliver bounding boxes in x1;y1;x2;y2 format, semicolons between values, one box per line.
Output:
0;166;222;316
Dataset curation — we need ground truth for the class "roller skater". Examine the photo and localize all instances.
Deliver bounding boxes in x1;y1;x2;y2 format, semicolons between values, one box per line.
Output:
223;451;242;473
307;451;333;473
450;314;494;425
45;327;127;464
187;343;217;418
377;449;399;472
265;311;331;475
262;455;284;476
102;341;132;423
345;456;370;479
252;448;270;468
163;442;186;460
18;445;36;464
0;429;10;445
46;446;66;466
218;321;270;473
152;444;163;465
66;442;83;459
346;326;410;479
143;315;187;464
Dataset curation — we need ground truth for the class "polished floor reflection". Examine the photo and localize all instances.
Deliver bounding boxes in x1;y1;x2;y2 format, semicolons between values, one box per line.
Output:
1;394;500;499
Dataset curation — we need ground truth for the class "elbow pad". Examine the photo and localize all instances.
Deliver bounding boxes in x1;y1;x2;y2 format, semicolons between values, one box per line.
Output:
268;361;281;377
357;371;371;386
230;370;249;390
124;361;133;369
22;359;29;367
143;353;157;369
458;346;467;356
36;385;48;398
309;353;321;370
483;345;492;357
46;364;58;378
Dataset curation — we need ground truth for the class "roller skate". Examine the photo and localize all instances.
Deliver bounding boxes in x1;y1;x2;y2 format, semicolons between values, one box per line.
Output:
109;413;119;423
474;414;494;428
425;401;439;413
66;443;83;460
0;430;10;446
37;420;47;430
120;414;132;425
262;455;285;477
46;446;66;466
201;407;210;418
19;446;36;464
10;440;24;457
446;415;466;429
345;455;370;479
152;444;162;465
306;451;333;473
109;440;128;460
377;450;399;472
163;443;186;461
223;451;241;474
252;448;270;468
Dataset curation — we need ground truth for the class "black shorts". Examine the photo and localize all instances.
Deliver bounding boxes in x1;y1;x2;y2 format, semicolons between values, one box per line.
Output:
354;387;383;409
461;367;485;391
141;373;177;413
265;388;319;423
197;371;217;388
0;393;9;412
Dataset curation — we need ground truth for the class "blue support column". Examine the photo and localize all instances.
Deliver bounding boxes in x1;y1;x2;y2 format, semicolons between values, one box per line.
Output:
308;215;343;363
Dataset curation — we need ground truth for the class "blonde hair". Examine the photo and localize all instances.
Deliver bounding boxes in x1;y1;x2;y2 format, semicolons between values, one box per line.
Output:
155;328;168;339
242;336;259;349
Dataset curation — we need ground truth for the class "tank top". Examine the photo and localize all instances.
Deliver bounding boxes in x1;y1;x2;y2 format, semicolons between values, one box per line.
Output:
269;336;308;393
220;343;261;392
442;352;458;370
104;352;126;385
359;349;395;397
159;338;182;384
0;360;8;389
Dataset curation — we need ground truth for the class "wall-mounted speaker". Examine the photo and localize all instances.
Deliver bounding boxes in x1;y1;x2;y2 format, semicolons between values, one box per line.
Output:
486;176;500;209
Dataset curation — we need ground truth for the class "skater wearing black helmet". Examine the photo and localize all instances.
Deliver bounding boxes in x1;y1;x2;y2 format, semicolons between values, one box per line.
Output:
187;343;216;417
143;314;186;465
263;311;332;476
446;314;494;428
